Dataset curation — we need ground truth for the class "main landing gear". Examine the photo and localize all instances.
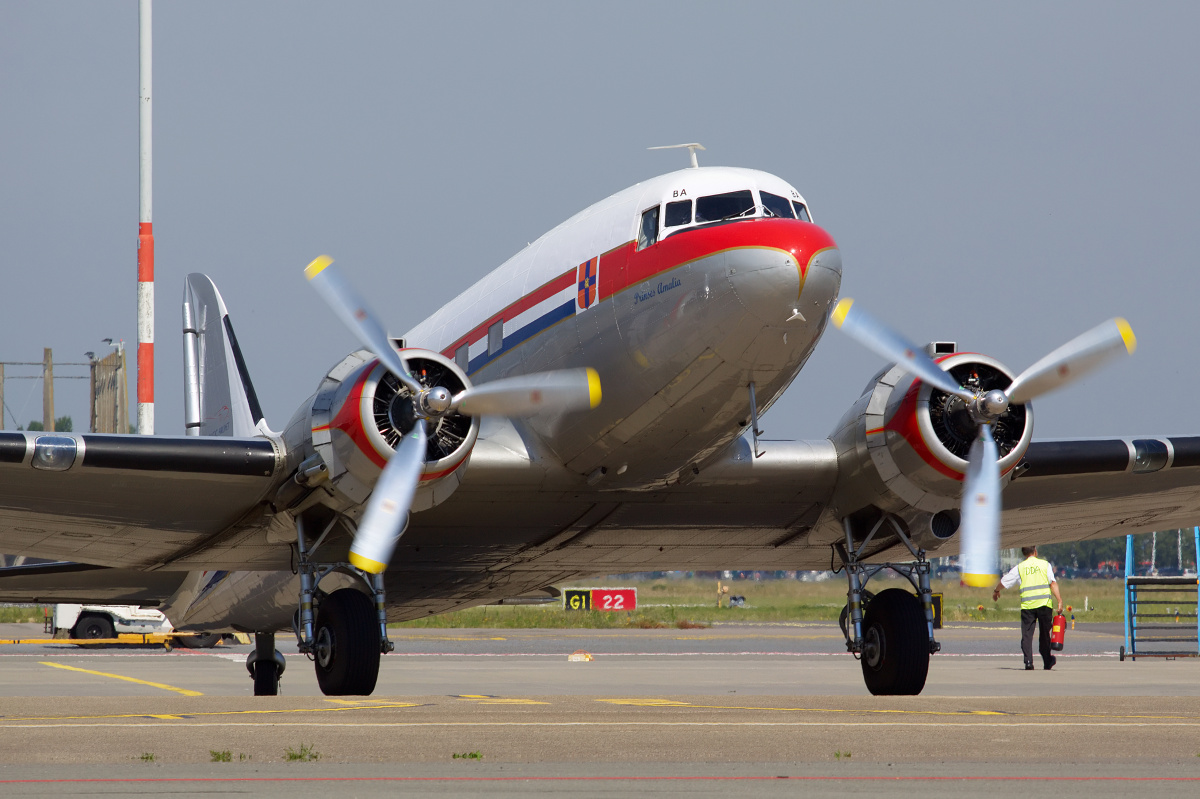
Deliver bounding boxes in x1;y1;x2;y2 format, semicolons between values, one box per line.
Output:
293;514;392;696
247;514;393;697
834;513;940;696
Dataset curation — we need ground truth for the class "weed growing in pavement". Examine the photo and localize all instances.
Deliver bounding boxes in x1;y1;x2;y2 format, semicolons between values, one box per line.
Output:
284;742;320;762
139;752;155;763
834;751;852;760
210;750;232;762
453;751;483;760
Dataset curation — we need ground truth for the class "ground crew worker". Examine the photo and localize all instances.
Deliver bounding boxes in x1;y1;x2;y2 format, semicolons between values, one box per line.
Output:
991;545;1064;670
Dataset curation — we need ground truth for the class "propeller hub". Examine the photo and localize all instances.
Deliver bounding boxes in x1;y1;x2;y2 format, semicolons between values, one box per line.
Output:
978;389;1009;420
421;386;452;415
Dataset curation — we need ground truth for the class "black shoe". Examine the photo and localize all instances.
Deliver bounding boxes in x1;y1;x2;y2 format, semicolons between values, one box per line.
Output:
1045;655;1056;671
1025;663;1035;670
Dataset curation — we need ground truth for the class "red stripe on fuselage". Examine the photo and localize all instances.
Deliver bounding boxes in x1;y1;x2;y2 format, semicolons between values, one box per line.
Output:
444;270;576;356
441;219;835;359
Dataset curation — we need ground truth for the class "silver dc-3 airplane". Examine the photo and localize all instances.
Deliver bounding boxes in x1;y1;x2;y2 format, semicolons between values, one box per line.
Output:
0;149;1192;697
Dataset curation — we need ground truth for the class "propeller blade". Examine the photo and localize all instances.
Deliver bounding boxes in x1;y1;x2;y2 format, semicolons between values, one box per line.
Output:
348;419;427;574
305;255;422;395
959;424;1001;588
1005;318;1136;405
451;368;601;417
831;299;973;400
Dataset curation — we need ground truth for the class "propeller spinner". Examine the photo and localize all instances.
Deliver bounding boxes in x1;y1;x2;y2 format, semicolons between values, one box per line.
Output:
306;255;601;574
832;298;1135;587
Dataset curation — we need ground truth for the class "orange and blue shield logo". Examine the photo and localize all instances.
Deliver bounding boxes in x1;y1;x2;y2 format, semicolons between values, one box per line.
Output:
577;257;598;311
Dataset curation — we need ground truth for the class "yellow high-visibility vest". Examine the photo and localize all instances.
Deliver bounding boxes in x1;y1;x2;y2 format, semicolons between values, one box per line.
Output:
1018;557;1053;610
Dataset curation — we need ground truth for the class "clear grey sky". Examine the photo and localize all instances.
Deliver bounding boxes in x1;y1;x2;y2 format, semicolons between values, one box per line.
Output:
2;1;1198;442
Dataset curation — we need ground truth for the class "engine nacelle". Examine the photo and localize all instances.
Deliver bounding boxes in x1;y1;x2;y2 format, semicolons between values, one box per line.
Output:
828;352;1034;550
308;348;479;511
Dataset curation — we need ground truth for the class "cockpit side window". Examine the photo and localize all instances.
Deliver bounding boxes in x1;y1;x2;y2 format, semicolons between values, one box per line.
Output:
761;191;795;219
664;199;692;228
695;190;755;223
637;205;660;251
792;201;810;222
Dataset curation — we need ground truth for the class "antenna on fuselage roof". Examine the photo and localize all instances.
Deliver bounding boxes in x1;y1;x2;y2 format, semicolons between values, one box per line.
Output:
648;142;705;168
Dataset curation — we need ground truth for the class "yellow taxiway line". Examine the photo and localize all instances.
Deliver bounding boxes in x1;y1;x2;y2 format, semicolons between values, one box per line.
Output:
39;662;203;697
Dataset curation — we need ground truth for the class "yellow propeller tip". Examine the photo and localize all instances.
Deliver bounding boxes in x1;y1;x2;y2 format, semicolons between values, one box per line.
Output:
304;255;334;280
831;298;853;329
349;552;387;574
961;573;997;588
1115;317;1137;354
586;367;602;408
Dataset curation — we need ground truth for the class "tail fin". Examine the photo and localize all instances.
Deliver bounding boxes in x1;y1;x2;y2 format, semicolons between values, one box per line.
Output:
182;273;268;437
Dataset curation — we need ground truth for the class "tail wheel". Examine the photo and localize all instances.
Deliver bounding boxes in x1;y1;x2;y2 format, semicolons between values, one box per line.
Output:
860;588;929;695
313;588;381;696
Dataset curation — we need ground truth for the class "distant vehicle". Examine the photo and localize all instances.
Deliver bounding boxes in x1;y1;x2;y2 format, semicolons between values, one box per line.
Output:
50;604;223;648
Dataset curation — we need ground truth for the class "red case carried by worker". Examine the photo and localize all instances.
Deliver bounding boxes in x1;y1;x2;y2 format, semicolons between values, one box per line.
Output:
1050;612;1066;651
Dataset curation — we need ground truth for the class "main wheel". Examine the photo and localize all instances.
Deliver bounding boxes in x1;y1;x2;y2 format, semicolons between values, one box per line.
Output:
72;614;114;644
859;588;929;696
313;588;381;696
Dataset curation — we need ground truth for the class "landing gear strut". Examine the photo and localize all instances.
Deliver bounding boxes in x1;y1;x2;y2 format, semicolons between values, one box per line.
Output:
292;515;393;696
835;514;939;695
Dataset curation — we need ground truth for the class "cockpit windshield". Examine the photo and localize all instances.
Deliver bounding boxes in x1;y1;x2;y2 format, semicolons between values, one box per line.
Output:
760;191;795;219
695;190;755;223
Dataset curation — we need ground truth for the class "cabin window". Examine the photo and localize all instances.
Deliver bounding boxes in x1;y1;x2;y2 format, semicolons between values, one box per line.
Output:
664;199;692;228
761;191;795;219
637;205;660;250
487;320;503;355
695;190;755;223
455;343;469;371
792;201;811;222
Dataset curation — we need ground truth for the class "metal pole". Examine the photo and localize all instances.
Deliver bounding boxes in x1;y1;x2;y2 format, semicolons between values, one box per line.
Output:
42;348;54;432
137;0;154;434
1124;534;1134;656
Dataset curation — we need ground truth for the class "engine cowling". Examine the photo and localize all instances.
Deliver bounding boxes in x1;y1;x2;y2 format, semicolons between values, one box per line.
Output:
829;351;1034;550
308;348;480;511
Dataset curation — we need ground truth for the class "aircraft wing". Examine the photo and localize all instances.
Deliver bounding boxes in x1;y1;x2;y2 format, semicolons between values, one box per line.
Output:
403;430;1200;580
0;431;287;570
1001;436;1200;547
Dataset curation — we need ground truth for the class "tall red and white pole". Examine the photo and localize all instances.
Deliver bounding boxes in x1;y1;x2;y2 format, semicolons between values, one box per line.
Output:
137;0;154;434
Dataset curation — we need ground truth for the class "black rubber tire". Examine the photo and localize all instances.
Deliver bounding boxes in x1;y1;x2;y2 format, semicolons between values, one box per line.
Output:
252;659;280;696
176;633;223;649
313;588;381;696
859;588;929;696
72;614;114;644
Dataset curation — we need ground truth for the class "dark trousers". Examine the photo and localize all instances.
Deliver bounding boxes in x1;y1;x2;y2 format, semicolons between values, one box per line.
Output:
1020;605;1054;668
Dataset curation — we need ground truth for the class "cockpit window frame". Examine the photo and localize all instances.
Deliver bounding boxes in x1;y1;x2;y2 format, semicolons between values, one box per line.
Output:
760;191;796;220
637;204;660;251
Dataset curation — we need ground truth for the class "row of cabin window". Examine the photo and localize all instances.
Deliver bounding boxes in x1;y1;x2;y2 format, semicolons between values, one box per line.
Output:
637;190;810;251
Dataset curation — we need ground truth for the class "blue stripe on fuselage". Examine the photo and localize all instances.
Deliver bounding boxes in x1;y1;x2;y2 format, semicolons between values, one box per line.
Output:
468;299;575;374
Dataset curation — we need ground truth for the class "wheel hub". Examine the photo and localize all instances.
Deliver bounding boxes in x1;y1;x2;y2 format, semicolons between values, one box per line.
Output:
863;624;885;670
315;625;334;669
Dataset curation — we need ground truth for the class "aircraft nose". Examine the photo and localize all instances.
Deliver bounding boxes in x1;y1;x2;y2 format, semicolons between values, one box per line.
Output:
726;222;841;324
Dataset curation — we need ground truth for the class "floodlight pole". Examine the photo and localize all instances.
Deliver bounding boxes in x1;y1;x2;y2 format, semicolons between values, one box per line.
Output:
137;0;154;434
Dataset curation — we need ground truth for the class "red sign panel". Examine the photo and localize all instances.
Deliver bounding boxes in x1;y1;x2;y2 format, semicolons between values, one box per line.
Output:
590;588;636;611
